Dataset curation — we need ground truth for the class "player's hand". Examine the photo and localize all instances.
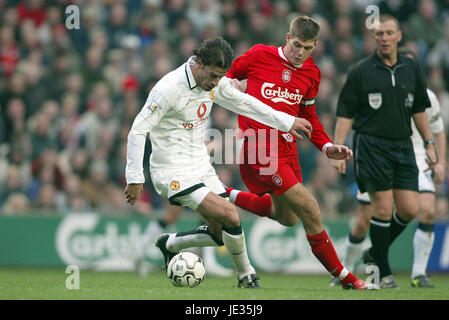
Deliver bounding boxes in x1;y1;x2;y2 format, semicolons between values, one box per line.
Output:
325;144;353;160
330;159;347;175
289;117;312;140
433;162;445;184
124;183;143;205
424;144;438;172
231;78;247;92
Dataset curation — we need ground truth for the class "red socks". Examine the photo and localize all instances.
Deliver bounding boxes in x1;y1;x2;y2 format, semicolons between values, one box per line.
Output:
226;188;272;218
227;188;354;284
306;230;345;278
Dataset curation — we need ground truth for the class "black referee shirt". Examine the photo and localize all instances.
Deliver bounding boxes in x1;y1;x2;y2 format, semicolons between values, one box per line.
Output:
336;51;431;140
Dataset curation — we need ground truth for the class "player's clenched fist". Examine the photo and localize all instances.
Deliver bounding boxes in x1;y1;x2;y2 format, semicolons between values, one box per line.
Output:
289;117;312;140
124;183;143;205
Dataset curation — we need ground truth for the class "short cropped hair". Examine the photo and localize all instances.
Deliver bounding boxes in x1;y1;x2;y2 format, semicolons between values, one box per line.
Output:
379;14;400;30
289;16;320;42
193;37;234;69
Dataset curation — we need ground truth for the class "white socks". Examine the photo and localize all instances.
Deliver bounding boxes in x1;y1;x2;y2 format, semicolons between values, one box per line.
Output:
221;229;255;280
166;232;219;252
411;227;435;278
342;236;365;272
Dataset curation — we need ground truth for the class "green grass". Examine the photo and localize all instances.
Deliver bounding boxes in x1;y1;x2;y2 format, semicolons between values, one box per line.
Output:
0;267;448;300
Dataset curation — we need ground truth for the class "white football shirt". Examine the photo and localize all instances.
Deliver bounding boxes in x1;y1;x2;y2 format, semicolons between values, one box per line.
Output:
126;57;295;184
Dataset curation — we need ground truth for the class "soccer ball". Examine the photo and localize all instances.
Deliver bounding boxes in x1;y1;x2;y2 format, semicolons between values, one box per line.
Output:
167;252;206;287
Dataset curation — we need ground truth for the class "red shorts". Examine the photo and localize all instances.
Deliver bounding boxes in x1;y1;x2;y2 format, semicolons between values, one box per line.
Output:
239;155;303;196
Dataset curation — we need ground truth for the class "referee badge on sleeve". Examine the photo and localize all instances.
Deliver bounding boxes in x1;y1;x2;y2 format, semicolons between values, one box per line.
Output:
368;93;382;110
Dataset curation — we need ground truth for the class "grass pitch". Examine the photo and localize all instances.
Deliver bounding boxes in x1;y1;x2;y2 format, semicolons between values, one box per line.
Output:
0;267;448;300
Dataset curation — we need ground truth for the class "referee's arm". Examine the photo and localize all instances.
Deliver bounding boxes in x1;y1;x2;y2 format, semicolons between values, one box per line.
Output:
331;117;353;175
332;67;359;175
334;117;353;145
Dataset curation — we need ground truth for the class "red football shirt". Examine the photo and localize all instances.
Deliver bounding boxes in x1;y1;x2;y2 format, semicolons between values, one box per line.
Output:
227;44;332;159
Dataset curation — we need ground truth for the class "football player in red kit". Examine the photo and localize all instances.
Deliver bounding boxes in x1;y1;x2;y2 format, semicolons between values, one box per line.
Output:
226;16;377;290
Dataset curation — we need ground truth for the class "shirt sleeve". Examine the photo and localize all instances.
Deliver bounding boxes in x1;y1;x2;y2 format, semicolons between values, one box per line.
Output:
336;68;360;118
215;77;295;132
299;74;333;151
411;64;431;114
126;89;171;184
226;45;256;79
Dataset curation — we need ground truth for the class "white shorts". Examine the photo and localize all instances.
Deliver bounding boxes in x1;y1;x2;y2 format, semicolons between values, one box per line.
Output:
150;167;227;211
415;154;435;193
356;155;435;203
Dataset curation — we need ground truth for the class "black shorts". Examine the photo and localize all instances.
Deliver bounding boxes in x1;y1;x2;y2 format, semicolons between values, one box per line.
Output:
353;133;418;193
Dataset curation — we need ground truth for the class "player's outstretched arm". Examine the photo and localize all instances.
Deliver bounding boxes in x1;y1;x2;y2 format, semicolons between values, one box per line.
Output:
216;77;312;136
289;118;312;140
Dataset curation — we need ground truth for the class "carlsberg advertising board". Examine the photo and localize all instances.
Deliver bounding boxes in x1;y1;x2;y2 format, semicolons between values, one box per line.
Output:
1;214;448;272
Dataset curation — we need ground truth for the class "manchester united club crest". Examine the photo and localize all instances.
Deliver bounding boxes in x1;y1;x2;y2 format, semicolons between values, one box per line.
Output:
170;180;180;191
282;69;291;83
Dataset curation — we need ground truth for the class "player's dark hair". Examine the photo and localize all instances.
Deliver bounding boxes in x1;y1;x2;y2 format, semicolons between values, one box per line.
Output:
193;37;234;70
289;16;320;41
398;47;418;61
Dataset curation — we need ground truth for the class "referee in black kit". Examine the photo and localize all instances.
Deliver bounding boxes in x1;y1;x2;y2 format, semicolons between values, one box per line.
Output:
331;14;438;287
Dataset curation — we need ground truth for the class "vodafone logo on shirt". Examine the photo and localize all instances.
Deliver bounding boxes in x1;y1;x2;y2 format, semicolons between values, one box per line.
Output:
261;82;303;105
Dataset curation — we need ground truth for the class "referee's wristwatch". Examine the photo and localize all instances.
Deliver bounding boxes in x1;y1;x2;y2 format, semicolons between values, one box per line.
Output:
424;139;435;148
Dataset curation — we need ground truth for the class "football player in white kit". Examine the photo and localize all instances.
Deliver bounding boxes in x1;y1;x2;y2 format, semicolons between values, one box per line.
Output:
125;37;313;288
330;48;446;288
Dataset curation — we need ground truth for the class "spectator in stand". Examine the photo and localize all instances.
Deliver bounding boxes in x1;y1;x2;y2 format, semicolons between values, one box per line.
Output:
32;182;58;215
28;111;58;159
426;19;449;91
2;193;30;215
0;0;447;219
407;0;444;62
0;165;28;208
4;98;27;145
0;24;20;78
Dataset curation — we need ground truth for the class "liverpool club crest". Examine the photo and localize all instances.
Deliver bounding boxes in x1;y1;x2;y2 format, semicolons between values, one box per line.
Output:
282;69;291;83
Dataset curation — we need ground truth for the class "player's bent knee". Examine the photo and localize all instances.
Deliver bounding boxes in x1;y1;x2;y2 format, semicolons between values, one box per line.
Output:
277;214;298;227
353;220;370;237
419;208;436;224
222;204;241;228
398;207;419;222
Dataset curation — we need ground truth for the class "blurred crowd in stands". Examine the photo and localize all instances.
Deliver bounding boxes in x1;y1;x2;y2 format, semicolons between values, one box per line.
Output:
1;0;449;221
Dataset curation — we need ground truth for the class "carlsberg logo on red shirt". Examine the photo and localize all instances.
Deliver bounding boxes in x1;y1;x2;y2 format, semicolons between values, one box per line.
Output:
261;82;303;105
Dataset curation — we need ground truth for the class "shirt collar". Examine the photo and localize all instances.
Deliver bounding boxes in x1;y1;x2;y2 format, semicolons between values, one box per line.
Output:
185;56;197;89
372;50;405;68
278;47;303;68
